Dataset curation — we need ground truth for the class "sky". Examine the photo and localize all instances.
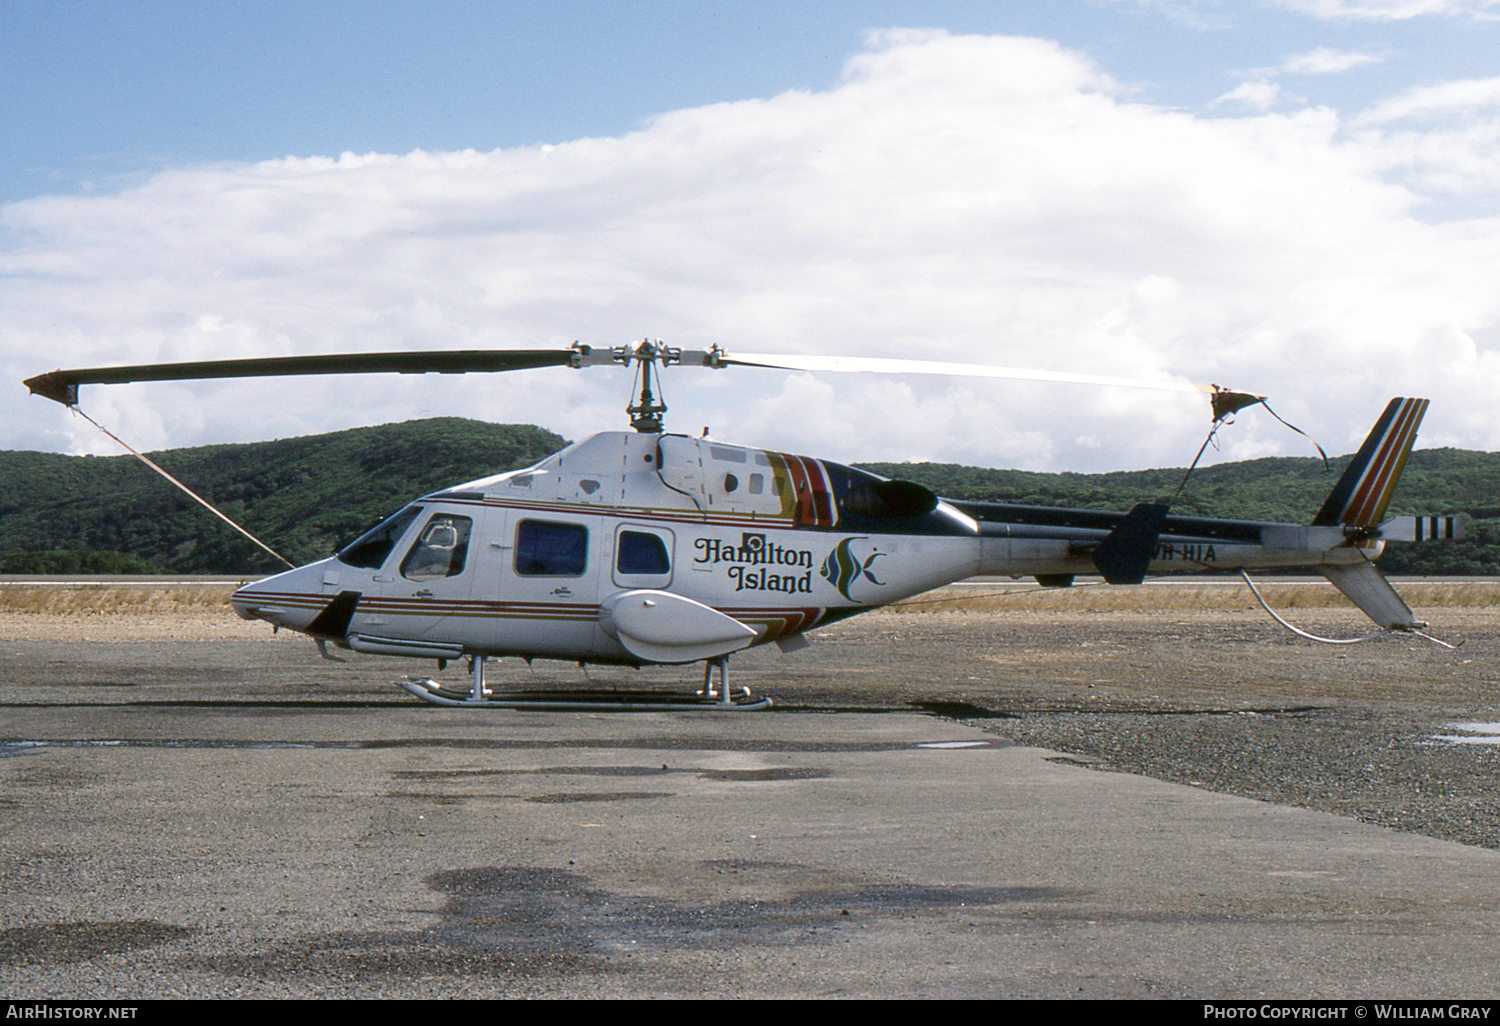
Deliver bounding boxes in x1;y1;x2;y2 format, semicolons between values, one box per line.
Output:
5;0;1500;478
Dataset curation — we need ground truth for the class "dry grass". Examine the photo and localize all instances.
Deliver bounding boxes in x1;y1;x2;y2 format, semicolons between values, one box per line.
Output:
886;580;1500;614
0;584;239;615
2;579;1496;618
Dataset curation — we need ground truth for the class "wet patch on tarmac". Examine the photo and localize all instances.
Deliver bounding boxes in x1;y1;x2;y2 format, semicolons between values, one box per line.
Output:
189;865;1082;984
0;739;358;755
383;791;479;805
0;736;988;757
393;765;676;779
382;764;832;805
1044;755;1104;768
524;792;674;803
393;764;830;783
422;866;1078;959
912;700;1014;719
701;858;806;872
697;767;830;782
0;920;197;965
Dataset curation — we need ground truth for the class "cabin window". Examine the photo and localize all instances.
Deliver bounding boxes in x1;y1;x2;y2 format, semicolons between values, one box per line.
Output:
400;514;473;581
612;525;674;588
515;520;588;577
616;530;670;575
337;505;422;569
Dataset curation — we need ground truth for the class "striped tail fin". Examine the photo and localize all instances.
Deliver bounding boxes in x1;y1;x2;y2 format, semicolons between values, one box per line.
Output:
1311;398;1428;528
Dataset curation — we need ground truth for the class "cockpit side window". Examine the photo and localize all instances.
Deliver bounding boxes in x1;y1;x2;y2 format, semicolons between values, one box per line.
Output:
337;506;423;569
400;514;473;581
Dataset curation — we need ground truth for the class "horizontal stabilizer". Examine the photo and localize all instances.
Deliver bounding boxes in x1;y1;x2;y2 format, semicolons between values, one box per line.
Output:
1093;503;1169;585
1321;563;1424;630
1378;515;1466;543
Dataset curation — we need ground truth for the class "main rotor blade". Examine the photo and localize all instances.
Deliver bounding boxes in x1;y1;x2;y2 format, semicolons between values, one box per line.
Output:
715;351;1265;422
24;349;577;406
721;351;1213;396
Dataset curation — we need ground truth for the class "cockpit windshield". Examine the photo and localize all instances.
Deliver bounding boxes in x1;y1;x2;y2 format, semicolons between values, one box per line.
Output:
822;463;939;520
337;505;423;569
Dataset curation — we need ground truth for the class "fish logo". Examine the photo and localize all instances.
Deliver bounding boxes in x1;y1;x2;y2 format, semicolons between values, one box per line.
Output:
820;537;886;602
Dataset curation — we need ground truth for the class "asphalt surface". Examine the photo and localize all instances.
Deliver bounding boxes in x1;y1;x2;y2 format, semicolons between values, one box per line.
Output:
2;605;1499;999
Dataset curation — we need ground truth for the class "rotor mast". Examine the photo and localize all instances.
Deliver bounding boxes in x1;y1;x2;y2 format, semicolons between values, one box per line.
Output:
571;338;691;434
627;339;672;433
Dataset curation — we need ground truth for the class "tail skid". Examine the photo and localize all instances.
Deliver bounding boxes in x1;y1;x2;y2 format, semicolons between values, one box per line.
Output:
1239;567;1456;647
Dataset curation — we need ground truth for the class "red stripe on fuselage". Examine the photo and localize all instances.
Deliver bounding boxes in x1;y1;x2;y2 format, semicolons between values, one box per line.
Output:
783;453;836;528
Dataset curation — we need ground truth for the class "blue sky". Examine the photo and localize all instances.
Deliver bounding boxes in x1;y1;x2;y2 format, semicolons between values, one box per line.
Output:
6;1;1500;471
7;1;1499;205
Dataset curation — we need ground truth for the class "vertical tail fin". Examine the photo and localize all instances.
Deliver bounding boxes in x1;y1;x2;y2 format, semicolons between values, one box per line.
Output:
1312;398;1429;631
1312;398;1428;528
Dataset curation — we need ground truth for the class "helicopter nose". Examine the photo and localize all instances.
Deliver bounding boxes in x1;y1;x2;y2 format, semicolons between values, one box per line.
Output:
230;560;330;631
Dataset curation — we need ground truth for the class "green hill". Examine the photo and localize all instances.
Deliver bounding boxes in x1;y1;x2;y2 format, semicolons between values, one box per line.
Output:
0;419;565;574
1;420;1494;575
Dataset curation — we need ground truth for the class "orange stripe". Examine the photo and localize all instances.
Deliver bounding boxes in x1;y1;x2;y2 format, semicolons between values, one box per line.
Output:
1350;399;1416;525
719;605;824;639
782;454;813;526
1344;399;1426;525
784;453;836;527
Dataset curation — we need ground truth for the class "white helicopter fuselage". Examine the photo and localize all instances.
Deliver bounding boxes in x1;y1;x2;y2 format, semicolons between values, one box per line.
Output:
230;410;1436;670
231;430;985;666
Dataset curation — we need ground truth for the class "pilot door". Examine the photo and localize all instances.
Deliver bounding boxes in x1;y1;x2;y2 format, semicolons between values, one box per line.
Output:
353;509;478;640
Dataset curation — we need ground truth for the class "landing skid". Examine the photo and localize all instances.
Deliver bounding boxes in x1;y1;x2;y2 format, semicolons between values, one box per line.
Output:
396;654;772;711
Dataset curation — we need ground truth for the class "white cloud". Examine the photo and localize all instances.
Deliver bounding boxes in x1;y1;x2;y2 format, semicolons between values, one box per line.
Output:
1217;49;1383;110
6;30;1500;480
1357;76;1500;123
1276;47;1387;75
1353;77;1500;195
1276;0;1500;19
1215;80;1285;109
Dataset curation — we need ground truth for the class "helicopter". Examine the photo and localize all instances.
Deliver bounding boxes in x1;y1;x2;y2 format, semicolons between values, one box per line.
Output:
24;340;1462;709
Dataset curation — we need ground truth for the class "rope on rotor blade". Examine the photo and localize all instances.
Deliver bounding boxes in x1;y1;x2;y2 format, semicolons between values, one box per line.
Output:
1260;400;1330;469
1168;419;1225;505
72;407;295;570
1170;397;1331;505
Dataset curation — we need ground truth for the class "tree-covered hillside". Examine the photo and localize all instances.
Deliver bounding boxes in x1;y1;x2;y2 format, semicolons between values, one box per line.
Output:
0;419;565;574
2;420;1495;575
